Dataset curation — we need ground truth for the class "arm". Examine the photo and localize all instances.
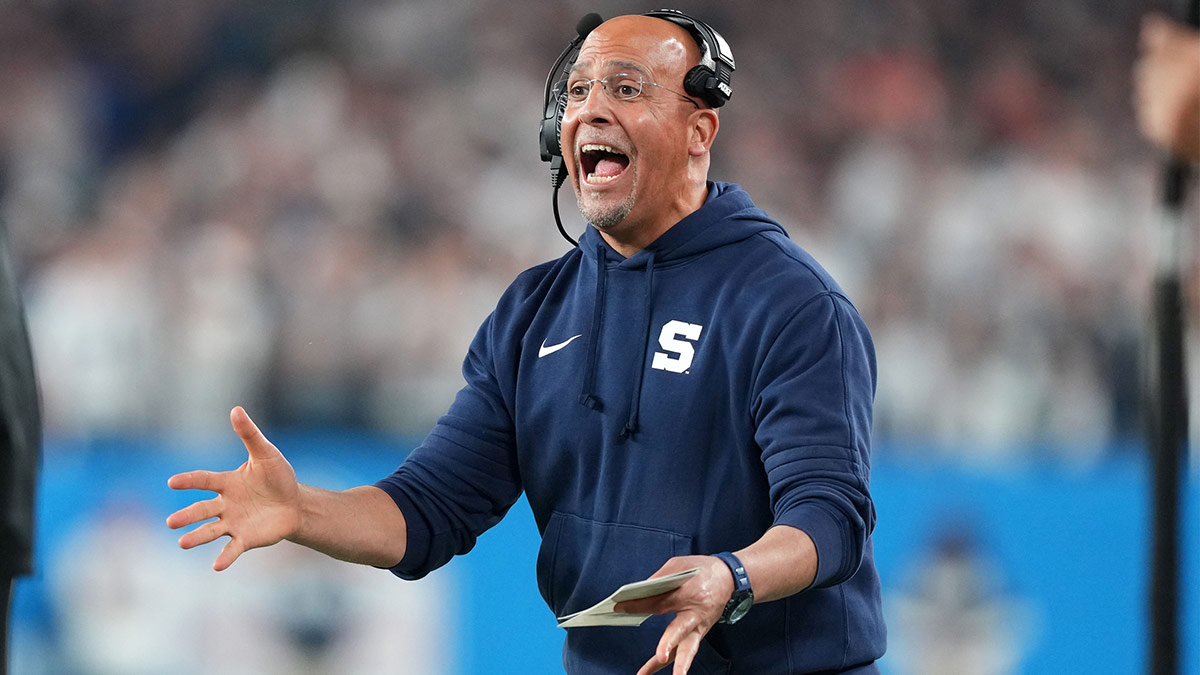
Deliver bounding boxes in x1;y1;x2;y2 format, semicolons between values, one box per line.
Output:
731;524;818;603
172;278;530;576
167;406;407;571
371;305;523;579
290;484;407;568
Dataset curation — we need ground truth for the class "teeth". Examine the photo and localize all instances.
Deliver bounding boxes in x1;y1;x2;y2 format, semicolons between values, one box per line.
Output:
580;143;627;185
581;143;623;155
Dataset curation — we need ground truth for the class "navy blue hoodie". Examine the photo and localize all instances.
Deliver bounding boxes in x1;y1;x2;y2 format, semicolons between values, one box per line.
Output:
376;182;885;673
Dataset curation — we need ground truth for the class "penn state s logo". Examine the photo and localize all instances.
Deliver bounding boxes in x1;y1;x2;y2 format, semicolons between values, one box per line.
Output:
651;320;703;373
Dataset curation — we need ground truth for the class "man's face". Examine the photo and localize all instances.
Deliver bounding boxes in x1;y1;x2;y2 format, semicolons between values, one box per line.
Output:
559;16;701;234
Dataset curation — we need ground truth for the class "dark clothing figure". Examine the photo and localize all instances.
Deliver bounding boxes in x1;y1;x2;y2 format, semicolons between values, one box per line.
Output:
0;221;41;674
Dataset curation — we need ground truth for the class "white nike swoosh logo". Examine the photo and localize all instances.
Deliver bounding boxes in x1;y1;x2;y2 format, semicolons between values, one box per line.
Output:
539;334;583;358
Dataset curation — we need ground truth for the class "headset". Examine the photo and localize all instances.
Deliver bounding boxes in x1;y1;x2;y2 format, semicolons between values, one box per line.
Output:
538;9;736;246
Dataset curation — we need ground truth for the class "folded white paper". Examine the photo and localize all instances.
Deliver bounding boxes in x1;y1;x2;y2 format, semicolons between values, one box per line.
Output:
556;568;699;628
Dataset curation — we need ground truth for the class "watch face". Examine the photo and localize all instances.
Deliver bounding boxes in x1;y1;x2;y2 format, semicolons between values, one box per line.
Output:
728;596;753;623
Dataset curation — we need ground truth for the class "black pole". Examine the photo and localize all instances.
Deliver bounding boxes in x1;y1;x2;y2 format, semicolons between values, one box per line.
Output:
1148;165;1189;675
1147;5;1198;674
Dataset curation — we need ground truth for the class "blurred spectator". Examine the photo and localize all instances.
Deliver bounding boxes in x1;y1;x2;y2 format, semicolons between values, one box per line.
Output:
0;0;1180;459
888;525;1037;675
49;499;195;675
49;493;451;675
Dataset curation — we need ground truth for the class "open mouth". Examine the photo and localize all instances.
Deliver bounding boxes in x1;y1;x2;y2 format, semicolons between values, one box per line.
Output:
579;144;630;185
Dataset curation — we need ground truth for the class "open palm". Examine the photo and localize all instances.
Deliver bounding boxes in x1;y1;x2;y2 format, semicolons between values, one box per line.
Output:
167;406;301;571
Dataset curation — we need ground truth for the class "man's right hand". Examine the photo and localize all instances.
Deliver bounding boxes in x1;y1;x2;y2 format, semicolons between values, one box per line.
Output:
167;406;302;571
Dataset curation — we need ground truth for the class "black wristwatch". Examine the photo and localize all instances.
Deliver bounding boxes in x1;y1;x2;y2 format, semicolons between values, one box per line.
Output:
714;551;754;624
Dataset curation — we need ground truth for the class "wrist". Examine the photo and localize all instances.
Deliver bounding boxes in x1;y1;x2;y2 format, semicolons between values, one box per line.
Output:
287;483;319;544
713;551;754;624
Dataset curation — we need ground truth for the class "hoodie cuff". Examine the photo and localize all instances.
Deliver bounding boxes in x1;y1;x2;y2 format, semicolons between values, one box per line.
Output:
775;502;851;589
373;476;432;580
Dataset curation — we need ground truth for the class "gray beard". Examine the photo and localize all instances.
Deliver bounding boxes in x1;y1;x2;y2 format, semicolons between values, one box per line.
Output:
577;171;637;230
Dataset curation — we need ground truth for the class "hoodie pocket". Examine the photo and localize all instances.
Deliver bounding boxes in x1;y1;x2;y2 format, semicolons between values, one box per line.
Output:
535;510;694;616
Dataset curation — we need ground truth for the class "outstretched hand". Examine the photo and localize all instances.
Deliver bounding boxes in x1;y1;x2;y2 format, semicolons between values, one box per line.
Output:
614;555;735;675
1134;13;1200;160
167;406;301;571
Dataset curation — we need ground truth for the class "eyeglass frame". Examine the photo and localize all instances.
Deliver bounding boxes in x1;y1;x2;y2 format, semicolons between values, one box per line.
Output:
563;72;700;109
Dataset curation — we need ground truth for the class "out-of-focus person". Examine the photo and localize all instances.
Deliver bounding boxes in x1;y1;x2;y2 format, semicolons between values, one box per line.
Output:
0;219;41;675
1134;13;1200;161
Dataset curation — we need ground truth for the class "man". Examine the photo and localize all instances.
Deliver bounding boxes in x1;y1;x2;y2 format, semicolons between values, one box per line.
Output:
169;14;885;674
0;219;40;675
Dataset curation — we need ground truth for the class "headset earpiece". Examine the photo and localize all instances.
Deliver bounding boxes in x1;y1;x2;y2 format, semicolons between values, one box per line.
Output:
642;8;735;108
539;86;567;161
683;66;717;106
541;88;570;188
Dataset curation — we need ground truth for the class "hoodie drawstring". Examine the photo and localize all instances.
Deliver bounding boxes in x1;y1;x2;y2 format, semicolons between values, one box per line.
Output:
578;244;656;439
579;244;607;411
621;251;655;439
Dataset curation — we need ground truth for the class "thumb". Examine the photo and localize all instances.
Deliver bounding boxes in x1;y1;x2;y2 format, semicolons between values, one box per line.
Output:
230;406;277;460
1142;13;1167;41
1141;13;1181;51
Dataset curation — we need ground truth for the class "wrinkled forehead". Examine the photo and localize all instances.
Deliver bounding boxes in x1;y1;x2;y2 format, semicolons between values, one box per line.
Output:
570;15;698;79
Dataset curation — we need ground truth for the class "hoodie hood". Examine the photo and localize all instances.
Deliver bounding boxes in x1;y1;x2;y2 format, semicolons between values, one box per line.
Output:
574;181;787;438
577;181;787;269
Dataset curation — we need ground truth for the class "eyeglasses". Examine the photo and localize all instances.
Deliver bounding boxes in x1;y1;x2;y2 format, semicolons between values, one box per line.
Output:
564;73;699;108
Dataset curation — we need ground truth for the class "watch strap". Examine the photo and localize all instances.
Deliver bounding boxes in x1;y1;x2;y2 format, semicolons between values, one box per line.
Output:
714;551;753;624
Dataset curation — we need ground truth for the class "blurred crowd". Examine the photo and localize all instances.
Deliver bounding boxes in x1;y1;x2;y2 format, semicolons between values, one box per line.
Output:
23;489;452;675
0;0;1189;457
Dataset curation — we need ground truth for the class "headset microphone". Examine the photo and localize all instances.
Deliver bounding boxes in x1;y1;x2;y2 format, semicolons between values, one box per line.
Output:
539;12;603;247
540;13;603;184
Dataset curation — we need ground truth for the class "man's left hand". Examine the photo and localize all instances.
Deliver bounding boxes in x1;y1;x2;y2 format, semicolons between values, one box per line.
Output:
614;555;735;675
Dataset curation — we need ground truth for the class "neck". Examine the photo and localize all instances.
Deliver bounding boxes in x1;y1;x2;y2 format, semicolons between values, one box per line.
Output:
598;180;708;258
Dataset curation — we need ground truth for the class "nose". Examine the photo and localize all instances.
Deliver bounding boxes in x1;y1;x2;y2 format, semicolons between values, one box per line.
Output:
575;82;613;126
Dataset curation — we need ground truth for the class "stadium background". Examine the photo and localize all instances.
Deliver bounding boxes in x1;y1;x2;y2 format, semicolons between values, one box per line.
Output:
2;0;1197;673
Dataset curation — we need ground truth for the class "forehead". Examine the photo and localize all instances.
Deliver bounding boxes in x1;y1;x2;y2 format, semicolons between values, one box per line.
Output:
571;16;695;77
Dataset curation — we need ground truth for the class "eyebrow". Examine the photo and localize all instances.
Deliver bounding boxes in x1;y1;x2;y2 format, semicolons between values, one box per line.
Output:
567;59;650;79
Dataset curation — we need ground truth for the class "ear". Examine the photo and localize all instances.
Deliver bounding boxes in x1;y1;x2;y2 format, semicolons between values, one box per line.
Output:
687;108;719;157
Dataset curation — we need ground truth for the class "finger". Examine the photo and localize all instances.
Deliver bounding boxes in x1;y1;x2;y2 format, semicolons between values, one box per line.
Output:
167;470;223;492
166;497;222;530
231;406;277;461
636;649;671;675
214;537;245;572
672;632;702;675
635;618;684;675
178;519;228;550
651;616;688;666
